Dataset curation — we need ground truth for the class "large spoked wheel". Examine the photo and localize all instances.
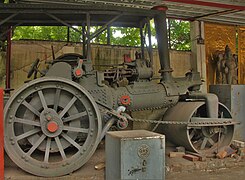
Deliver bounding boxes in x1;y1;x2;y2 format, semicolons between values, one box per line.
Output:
161;102;234;155
4;77;102;177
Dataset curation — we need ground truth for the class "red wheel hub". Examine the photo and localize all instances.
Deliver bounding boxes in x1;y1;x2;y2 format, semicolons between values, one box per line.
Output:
47;121;59;133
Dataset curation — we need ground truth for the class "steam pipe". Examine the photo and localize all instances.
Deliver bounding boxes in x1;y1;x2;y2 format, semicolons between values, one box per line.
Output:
153;6;172;82
188;92;219;118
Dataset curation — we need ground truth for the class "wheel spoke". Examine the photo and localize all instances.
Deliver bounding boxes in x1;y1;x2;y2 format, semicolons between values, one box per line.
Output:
54;89;61;112
63;126;89;133
59;96;77;118
22;100;41;117
14;117;41;127
44;137;51;163
55;137;66;160
16;128;41;141
200;137;208;150
189;130;195;140
62;111;87;123
26;134;46;156
208;137;215;146
61;133;81;150
38;90;48;109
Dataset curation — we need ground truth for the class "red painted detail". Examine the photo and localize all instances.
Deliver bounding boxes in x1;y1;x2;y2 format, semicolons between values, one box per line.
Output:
75;69;82;76
164;0;245;11
0;89;4;179
123;54;132;63
47;121;58;133
152;6;168;11
120;95;131;106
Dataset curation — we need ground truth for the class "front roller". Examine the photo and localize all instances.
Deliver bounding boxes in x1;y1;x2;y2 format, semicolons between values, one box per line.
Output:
4;77;102;177
160;102;235;154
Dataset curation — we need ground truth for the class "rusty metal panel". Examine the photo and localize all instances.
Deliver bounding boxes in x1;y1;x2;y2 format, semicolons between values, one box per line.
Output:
204;23;236;89
238;27;245;85
106;130;165;180
209;85;245;141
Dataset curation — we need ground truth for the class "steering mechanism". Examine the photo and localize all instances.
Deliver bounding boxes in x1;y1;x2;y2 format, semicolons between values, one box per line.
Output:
27;58;43;79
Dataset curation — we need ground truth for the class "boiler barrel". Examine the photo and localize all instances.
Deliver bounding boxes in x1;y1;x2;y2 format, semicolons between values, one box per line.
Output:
113;83;179;111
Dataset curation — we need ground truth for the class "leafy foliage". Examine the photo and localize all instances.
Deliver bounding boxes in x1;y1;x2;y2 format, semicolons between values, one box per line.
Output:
12;19;191;50
110;27;141;46
169;20;191;51
13;26;68;41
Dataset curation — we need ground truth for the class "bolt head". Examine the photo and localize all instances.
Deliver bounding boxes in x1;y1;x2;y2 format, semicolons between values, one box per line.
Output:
46;115;52;121
47;121;59;133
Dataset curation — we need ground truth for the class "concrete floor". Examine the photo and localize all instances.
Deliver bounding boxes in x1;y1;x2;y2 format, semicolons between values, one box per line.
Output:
4;143;245;180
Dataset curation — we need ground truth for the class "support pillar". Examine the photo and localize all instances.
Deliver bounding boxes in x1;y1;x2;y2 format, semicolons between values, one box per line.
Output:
190;21;207;92
107;26;111;45
82;25;86;58
0;89;4;180
5;28;11;94
86;13;91;61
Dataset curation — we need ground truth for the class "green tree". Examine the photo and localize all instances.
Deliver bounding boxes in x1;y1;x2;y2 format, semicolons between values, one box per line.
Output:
169;20;191;51
110;27;141;46
13;26;68;41
12;19;191;50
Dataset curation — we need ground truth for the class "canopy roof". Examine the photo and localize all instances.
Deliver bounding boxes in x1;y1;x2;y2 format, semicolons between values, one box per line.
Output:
8;0;245;26
0;3;159;27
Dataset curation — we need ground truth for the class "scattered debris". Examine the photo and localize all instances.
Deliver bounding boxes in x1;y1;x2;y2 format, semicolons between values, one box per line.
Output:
232;140;245;148
185;151;206;162
216;150;228;159
224;140;245;161
169;152;185;158
216;146;237;159
238;147;245;159
94;162;105;170
183;154;199;161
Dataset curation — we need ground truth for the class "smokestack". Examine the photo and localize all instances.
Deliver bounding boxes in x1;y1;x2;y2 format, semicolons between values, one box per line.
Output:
153;6;172;82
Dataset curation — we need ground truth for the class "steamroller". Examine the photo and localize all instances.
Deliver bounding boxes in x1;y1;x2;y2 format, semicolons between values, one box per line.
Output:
3;4;237;177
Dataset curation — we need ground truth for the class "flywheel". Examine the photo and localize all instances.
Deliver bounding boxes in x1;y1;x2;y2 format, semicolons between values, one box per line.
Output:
4;77;102;177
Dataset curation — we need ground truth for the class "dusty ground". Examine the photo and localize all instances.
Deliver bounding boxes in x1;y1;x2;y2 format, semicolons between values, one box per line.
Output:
166;155;245;180
4;143;245;180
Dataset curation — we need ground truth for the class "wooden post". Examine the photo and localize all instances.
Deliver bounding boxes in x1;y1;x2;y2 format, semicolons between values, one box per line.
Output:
0;89;4;179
